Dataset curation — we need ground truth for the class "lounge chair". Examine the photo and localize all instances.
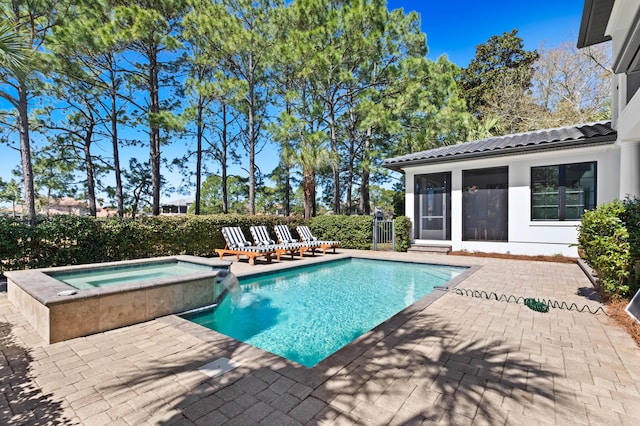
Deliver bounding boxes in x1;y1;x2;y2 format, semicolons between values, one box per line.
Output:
274;224;320;256
249;225;304;259
215;227;277;265
296;225;341;254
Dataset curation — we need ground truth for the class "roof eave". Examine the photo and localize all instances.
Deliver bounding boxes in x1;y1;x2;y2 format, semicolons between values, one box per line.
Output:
382;135;616;171
577;0;615;48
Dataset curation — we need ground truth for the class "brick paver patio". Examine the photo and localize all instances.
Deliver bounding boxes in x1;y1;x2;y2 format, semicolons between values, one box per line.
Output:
1;250;639;425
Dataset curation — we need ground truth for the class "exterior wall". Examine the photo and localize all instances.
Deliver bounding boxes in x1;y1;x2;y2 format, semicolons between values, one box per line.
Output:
404;144;620;257
607;2;640;198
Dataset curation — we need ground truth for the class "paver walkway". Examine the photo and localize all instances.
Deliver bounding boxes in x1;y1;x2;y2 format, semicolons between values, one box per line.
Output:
1;250;639;425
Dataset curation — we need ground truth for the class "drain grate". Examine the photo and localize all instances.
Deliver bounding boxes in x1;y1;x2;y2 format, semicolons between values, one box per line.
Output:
198;357;241;378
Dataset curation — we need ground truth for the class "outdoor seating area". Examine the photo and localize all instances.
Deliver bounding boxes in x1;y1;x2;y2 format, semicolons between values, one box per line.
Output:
215;225;339;265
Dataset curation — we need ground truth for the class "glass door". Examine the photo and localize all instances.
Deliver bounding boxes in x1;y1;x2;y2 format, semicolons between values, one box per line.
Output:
414;172;451;240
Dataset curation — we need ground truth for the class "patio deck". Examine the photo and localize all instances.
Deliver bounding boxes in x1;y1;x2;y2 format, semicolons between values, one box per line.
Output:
1;250;639;425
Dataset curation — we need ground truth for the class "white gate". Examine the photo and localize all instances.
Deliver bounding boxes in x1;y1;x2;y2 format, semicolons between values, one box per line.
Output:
373;218;395;251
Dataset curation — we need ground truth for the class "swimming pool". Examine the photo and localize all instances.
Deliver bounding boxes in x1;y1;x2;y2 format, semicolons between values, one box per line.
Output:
183;258;466;367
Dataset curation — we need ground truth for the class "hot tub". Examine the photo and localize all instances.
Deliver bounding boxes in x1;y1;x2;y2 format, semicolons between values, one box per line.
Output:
5;256;231;343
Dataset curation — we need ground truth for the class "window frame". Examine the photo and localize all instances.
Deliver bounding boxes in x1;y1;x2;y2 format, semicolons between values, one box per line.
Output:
530;161;597;221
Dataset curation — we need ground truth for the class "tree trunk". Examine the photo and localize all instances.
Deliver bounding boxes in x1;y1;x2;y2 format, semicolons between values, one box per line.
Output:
359;127;372;215
83;131;97;217
247;53;256;215
346;105;356;215
195;95;204;215
17;82;36;223
346;142;354;215
329;105;340;214
303;171;314;220
284;97;292;217
149;49;161;216
221;104;229;214
110;62;124;217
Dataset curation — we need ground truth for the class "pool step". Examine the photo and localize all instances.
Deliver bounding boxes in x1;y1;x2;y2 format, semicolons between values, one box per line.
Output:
408;244;452;254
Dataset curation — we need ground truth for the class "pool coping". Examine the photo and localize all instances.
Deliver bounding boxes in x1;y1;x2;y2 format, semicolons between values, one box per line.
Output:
171;252;482;375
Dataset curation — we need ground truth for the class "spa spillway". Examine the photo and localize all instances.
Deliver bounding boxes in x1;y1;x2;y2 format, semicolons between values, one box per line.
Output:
5;256;231;343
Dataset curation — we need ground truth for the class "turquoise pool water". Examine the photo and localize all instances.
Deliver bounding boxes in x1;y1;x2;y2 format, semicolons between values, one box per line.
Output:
183;258;466;367
50;261;215;290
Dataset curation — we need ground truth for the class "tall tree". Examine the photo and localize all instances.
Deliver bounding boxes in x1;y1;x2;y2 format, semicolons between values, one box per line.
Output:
50;0;134;217
460;29;539;133
287;0;390;214
0;0;60;223
34;76;106;216
185;0;281;215
531;41;611;127
182;8;245;215
114;0;185;216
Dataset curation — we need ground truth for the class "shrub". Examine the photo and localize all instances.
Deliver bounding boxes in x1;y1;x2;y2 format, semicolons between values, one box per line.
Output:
310;215;373;250
578;200;633;297
394;216;412;252
0;214;309;275
0;213;419;274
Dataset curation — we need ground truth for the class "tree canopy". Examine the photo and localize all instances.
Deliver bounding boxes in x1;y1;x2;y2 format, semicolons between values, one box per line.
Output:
0;1;611;220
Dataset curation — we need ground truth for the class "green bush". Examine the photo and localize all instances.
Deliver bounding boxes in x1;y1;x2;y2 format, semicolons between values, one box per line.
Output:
0;214;309;275
578;200;633;297
310;215;373;250
0;213;419;275
394;216;412;252
622;197;640;262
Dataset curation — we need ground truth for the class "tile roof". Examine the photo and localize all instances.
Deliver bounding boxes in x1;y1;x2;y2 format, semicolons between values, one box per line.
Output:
383;121;616;171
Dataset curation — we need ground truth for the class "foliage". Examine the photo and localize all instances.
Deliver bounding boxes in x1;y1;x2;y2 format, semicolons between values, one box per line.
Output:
0;214;310;274
194;174;249;214
394;215;412;252
530;41;611;128
310;214;373;250
460;29;539;134
0;1;614;225
0;13;30;73
622;198;640;262
578;200;633;297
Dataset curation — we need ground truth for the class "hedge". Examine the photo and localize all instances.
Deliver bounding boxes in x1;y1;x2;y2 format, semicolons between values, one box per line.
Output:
1;213;414;275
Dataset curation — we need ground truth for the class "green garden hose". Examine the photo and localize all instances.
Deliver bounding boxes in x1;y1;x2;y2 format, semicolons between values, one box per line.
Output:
451;288;607;315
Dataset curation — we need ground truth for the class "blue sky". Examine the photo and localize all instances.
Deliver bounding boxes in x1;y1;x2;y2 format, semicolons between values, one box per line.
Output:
1;0;588;205
388;0;585;66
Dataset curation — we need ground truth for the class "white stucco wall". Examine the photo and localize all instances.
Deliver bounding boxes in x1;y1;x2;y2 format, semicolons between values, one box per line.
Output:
403;143;620;257
613;72;640;198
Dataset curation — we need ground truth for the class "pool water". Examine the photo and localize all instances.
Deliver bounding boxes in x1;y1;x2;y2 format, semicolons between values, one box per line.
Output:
50;261;215;290
183;258;466;367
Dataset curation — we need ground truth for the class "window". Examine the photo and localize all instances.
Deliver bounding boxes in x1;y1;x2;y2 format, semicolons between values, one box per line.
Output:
531;162;596;221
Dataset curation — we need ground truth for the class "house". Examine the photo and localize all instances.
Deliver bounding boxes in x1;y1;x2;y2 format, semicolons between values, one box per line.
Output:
41;197;95;216
161;198;194;215
382;0;640;257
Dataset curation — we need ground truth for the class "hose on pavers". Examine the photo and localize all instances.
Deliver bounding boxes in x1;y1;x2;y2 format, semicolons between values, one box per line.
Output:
448;288;607;315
